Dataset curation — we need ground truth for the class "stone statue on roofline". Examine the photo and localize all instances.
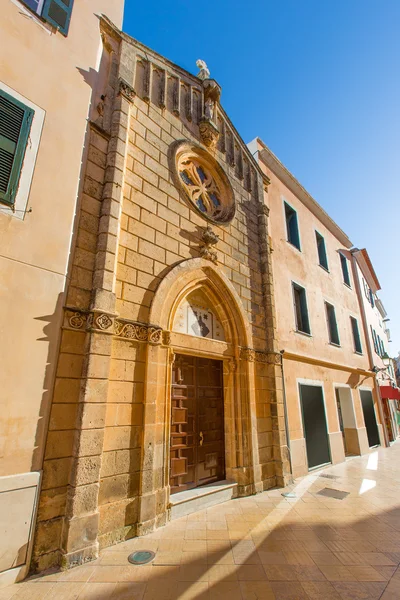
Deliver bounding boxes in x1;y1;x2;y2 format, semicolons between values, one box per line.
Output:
196;59;210;81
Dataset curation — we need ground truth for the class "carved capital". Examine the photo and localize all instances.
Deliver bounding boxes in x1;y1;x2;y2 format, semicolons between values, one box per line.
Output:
118;78;135;102
199;225;219;263
199;118;220;148
162;331;172;346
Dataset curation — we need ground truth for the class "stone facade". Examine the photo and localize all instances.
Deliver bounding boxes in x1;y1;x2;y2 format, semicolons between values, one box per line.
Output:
33;18;291;571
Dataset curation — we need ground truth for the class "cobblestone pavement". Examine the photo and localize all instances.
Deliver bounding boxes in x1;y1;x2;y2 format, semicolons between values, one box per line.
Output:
3;443;400;600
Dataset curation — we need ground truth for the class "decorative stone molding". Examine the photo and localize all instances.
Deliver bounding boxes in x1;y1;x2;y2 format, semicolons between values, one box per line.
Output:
172;140;235;224
162;331;172;346
240;347;281;365
199;118;220;148
228;359;237;372
114;319;162;344
199;226;219;263
118;78;135;102
64;307;116;334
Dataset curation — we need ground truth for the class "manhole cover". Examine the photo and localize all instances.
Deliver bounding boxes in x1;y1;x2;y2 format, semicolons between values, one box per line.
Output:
128;550;156;565
317;487;349;500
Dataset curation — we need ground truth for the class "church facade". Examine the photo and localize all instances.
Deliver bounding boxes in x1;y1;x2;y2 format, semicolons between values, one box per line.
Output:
33;18;292;570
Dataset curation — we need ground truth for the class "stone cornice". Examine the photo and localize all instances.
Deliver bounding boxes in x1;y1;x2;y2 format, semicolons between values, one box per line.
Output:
282;350;373;377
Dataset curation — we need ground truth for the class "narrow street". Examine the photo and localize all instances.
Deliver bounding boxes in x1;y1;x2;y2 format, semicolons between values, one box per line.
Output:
2;443;400;600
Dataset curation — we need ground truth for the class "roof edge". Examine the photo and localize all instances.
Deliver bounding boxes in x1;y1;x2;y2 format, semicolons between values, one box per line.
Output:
253;137;353;248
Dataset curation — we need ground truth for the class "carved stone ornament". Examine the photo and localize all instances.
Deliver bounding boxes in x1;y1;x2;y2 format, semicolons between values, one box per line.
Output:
114;319;162;344
162;331;172;346
199;118;220;148
69;312;87;330
95;313;113;330
196;59;210;80
173;141;235;224
199;226;219;263
118;78;135;102
240;347;281;364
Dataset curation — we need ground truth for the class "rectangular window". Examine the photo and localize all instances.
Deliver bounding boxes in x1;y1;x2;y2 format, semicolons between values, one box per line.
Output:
369;289;375;308
339;253;351;286
325;302;340;345
284;202;301;250
371;326;378;354
316;231;329;270
292;283;310;334
20;0;74;35
350;317;362;353
0;90;34;207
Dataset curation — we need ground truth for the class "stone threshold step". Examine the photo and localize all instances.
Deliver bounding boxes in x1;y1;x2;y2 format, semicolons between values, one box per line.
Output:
170;480;238;520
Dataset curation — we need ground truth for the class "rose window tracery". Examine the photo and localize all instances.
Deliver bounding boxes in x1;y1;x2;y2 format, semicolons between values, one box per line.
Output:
174;142;235;224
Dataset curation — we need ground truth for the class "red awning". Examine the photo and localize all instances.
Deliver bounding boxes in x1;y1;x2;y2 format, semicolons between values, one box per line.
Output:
380;385;400;400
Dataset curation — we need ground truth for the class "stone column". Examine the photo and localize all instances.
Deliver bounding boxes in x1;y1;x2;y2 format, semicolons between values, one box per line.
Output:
60;82;133;568
257;187;292;488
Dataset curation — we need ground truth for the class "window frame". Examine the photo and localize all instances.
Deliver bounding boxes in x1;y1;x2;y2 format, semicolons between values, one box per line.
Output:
315;230;329;271
339;252;351;287
350;316;363;354
325;301;340;346
0;81;45;219
19;0;74;36
292;281;311;335
284;200;301;251
0;89;34;208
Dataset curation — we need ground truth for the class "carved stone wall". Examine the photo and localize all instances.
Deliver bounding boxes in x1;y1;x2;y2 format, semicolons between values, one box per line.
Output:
32;16;291;572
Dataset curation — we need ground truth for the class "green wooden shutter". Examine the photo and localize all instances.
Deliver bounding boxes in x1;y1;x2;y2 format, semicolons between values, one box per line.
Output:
0;90;34;207
42;0;74;36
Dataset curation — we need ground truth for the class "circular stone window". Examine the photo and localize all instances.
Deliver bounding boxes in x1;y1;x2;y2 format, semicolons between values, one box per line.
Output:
174;142;235;224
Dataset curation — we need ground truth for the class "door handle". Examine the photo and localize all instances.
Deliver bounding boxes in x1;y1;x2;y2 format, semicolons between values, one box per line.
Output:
199;431;204;446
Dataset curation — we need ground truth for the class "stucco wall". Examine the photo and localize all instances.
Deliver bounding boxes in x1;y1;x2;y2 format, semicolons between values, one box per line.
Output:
0;0;123;581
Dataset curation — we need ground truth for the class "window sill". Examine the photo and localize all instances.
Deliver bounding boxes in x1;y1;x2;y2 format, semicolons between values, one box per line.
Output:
295;329;312;337
12;0;53;34
318;264;330;273
287;240;302;252
329;342;341;348
354;351;363;356
343;282;352;290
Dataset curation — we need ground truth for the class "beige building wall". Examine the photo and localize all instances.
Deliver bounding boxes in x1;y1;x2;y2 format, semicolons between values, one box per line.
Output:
250;139;382;477
0;0;123;586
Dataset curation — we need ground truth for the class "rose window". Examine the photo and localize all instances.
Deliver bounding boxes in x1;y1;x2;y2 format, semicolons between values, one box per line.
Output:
174;142;235;224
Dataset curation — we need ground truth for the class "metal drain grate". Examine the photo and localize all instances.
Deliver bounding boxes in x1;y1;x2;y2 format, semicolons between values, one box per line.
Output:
319;474;338;480
317;487;349;500
128;550;156;565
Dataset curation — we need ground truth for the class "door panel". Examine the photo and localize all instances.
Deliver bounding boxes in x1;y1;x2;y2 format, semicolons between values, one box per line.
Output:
360;390;380;447
170;355;225;493
300;384;331;469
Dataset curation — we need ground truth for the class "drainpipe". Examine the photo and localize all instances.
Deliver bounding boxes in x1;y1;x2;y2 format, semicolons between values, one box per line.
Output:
280;350;293;475
349;251;389;447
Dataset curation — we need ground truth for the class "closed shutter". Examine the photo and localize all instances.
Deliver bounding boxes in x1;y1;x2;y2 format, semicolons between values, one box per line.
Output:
0;90;34;207
42;0;74;35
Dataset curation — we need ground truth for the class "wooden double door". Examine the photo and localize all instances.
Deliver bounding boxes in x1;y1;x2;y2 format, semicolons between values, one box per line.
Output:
170;355;225;494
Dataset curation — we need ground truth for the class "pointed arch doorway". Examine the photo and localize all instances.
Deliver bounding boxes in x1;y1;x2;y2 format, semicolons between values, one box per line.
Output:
170;286;228;493
137;258;262;533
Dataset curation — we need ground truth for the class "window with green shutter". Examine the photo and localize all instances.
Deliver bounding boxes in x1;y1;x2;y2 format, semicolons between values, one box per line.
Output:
325;302;340;346
0;90;34;208
292;282;311;335
350;316;362;354
20;0;74;36
41;0;74;36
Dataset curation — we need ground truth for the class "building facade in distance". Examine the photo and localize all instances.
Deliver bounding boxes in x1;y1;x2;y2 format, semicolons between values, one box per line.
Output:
0;0;123;586
351;249;400;441
249;138;385;478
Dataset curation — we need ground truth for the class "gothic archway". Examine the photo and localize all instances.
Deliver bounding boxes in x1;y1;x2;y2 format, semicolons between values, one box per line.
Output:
136;259;262;535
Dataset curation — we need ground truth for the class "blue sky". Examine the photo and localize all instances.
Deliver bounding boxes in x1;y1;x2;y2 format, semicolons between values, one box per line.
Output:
123;1;400;353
